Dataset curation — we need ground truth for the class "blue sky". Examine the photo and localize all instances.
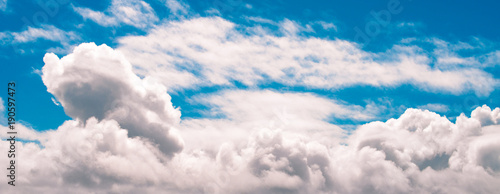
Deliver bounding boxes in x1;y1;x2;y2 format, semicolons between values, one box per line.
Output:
1;1;500;192
1;0;499;130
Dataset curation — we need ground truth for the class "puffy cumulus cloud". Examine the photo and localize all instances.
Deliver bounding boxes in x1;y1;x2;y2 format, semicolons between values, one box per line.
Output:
211;106;500;193
204;129;337;193
180;89;378;151
41;43;183;156
117;17;497;95
0;119;173;193
344;106;500;193
2;106;500;193
0;122;44;142
6;41;500;192
73;0;158;29
471;105;500;126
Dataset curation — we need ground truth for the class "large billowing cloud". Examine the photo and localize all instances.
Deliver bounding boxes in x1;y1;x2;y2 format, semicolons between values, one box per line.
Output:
1;42;498;193
1;42;499;193
117;17;497;95
1;103;500;193
0;118;170;193
41;43;183;156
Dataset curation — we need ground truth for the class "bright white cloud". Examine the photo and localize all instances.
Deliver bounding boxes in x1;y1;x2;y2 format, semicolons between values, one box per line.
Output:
73;0;158;29
117;17;497;95
0;42;499;193
42;43;183;156
203;90;375;121
471;105;500;126
9;29;500;193
1;0;499;191
2;103;500;193
0;118;173;193
50;97;60;106
179;89;380;151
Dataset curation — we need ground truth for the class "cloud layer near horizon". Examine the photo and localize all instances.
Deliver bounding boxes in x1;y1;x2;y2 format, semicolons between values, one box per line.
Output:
1;43;500;193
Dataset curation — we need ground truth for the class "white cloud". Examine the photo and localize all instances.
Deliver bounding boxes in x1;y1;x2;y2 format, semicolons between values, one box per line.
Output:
179;89;379;151
50;97;60;106
117;17;497;95
279;19;301;36
14;25;77;43
73;0;158;29
0;0;7;11
0;118;172;193
314;21;337;31
0;25;78;45
42;43;183;156
245;16;277;25
417;103;449;113
2;105;500;193
203;90;375;121
471;105;500;126
164;0;189;15
431;38;483;68
483;50;500;67
4;42;499;193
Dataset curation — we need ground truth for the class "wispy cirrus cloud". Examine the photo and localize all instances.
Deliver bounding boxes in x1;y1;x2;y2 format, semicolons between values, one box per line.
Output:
0;0;7;11
73;0;159;29
72;0;189;29
0;25;78;44
164;0;189;15
117;17;498;96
